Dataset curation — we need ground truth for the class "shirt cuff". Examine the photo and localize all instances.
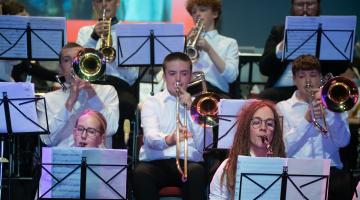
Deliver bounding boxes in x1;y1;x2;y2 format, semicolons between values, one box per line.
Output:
275;42;283;59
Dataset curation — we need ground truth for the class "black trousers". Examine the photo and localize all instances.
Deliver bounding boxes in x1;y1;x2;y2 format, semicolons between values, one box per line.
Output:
133;159;206;200
328;167;353;200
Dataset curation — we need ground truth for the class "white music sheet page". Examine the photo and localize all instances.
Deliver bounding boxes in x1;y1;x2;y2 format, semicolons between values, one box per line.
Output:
0;82;42;133
283;16;356;61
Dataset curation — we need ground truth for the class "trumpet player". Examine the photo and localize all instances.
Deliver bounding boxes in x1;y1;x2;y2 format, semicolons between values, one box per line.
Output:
77;0;138;148
277;55;352;200
133;52;212;200
36;43;119;148
210;100;286;200
185;0;239;98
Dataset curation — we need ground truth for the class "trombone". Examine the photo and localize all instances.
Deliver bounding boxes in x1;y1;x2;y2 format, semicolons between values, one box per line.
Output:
305;74;359;135
175;81;188;182
189;71;220;127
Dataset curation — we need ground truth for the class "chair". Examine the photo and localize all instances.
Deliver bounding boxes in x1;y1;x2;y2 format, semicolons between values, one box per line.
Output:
131;108;183;199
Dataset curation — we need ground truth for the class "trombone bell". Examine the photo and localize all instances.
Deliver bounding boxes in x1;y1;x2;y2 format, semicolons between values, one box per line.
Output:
73;48;106;81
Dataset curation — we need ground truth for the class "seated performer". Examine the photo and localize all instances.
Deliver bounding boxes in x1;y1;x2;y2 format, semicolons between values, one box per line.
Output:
73;109;107;148
277;55;353;200
37;42;119;148
185;0;239;98
133;52;212;200
76;0;138;148
209;100;286;199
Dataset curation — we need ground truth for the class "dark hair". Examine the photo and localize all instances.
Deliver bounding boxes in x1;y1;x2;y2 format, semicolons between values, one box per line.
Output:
59;42;82;63
291;54;321;76
162;52;192;72
75;109;107;135
221;100;286;199
2;1;25;15
186;0;222;24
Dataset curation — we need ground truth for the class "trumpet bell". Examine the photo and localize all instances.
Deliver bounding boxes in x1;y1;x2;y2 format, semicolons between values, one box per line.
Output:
100;45;116;63
73;48;106;81
190;92;220;127
321;76;359;112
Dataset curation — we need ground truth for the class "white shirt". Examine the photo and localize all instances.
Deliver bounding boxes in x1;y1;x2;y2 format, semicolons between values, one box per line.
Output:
139;89;212;162
76;24;139;86
277;91;350;169
37;84;119;148
0;60;20;82
193;30;239;93
209;158;230;200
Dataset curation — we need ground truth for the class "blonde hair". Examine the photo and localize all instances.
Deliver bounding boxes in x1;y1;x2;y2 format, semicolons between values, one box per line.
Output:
75;109;107;135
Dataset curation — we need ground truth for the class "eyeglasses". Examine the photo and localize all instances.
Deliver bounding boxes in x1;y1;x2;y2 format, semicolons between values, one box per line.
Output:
74;126;101;138
293;1;318;9
251;117;275;130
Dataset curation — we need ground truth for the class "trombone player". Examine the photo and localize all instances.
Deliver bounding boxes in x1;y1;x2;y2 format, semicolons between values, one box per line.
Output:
37;43;119;148
277;55;353;200
133;52;212;200
76;0;138;148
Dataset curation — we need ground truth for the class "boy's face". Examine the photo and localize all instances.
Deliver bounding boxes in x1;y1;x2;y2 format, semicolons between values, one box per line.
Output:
59;47;83;83
92;0;119;19
190;4;218;31
293;69;321;99
163;59;192;97
291;0;319;16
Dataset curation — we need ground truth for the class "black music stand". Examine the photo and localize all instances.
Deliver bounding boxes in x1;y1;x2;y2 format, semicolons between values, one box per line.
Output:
115;23;185;95
0;83;50;200
235;157;330;200
283;16;356;61
38;148;128;200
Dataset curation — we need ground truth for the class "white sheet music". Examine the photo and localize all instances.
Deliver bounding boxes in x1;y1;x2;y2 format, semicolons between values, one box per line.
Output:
116;23;184;65
0;15;66;59
234;157;330;200
39;147;127;199
0;82;42;133
283;16;357;61
218;99;255;149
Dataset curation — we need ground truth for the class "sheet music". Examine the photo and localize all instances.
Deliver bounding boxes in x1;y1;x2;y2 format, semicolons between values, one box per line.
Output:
0;82;42;133
286;158;330;200
283;15;357;61
218;99;255;149
39;147;127;199
116;23;184;65
235;156;284;200
0;15;65;60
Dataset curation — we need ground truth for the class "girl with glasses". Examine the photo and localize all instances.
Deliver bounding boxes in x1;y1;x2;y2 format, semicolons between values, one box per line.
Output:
209;100;286;200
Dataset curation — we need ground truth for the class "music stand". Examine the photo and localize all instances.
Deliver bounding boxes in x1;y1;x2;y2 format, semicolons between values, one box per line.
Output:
282;16;357;61
0;15;66;82
235;156;330;200
39;147;128;200
115;23;185;95
0;82;49;200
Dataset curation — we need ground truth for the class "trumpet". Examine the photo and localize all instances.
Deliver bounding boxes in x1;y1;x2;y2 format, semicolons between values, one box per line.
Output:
190;71;220;127
261;136;273;157
175;81;188;182
99;8;116;63
185;19;205;62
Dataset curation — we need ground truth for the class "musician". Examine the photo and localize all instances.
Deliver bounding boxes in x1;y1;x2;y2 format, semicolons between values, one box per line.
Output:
209;100;286;200
73;109;107;148
276;55;352;200
133;52;212;200
37;42;119;148
76;0;138;148
185;0;239;98
259;0;350;102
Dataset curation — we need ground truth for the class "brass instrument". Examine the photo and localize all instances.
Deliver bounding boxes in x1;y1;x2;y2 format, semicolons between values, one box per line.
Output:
99;8;116;63
185;19;205;62
261;136;273;157
305;82;328;134
305;74;359;134
190;72;220;127
73;48;106;82
175;81;188;182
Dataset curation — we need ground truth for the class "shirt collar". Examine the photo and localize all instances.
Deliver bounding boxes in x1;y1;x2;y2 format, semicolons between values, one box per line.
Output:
161;89;176;102
204;29;218;39
289;90;308;108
